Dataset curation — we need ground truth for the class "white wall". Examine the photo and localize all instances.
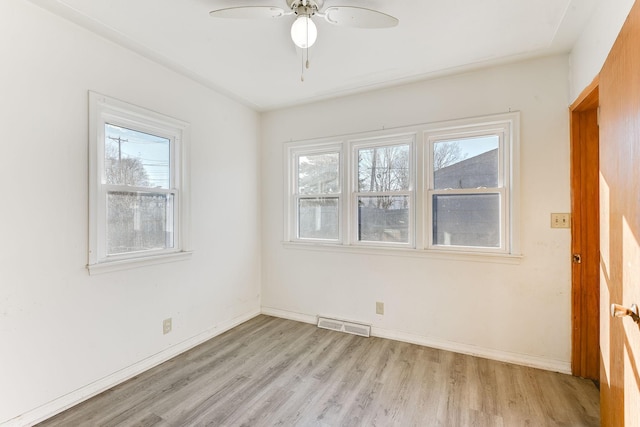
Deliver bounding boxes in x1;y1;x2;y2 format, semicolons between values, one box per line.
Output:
261;55;573;372
0;1;261;425
569;0;635;101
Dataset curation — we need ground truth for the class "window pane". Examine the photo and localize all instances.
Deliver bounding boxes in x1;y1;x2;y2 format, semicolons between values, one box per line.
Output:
358;196;409;243
107;192;174;255
298;153;339;195
298;198;339;240
433;136;499;189
432;194;500;248
105;124;171;189
358;145;410;192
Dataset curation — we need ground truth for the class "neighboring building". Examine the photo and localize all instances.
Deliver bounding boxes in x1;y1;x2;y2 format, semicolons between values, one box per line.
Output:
432;149;500;247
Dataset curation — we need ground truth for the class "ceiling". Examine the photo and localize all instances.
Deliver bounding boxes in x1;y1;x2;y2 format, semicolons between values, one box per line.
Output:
28;0;598;111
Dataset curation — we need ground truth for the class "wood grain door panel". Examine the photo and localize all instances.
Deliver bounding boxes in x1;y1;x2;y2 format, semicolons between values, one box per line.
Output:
599;1;640;424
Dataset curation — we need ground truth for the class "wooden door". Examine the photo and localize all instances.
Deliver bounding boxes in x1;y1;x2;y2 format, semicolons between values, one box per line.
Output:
570;81;600;381
599;1;640;424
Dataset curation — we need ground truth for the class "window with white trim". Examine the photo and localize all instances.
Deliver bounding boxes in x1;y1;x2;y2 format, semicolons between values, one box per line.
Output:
426;123;511;253
352;137;414;246
285;112;519;256
290;143;342;242
88;92;191;273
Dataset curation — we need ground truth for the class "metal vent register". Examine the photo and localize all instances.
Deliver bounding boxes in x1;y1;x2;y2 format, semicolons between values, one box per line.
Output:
317;316;371;337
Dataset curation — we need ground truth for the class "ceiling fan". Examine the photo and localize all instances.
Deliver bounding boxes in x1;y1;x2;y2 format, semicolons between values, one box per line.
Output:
209;0;398;79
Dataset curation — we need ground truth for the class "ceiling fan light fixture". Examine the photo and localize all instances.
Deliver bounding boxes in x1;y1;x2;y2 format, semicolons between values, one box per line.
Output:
291;15;317;48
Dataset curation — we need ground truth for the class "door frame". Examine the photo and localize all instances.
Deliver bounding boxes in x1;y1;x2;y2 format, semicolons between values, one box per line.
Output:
569;77;600;380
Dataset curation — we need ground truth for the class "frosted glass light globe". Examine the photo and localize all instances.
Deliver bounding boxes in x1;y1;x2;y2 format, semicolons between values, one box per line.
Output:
291;16;317;48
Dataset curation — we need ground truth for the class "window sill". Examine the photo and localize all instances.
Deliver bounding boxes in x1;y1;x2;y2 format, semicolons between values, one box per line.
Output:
282;242;522;264
87;251;193;275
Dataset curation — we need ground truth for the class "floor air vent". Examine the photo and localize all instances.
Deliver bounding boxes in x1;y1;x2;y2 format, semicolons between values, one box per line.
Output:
317;316;371;337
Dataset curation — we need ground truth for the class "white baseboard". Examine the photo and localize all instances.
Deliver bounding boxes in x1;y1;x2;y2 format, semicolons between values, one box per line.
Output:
371;326;571;374
261;307;571;375
261;306;317;325
4;309;260;427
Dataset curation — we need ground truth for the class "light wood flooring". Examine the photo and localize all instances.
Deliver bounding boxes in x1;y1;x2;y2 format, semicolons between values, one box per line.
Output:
38;315;599;426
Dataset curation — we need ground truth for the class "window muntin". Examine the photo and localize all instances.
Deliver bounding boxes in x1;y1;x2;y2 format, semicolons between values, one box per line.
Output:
89;92;190;272
353;141;413;245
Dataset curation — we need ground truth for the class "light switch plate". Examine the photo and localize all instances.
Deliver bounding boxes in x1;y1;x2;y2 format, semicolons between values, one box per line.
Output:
551;213;571;228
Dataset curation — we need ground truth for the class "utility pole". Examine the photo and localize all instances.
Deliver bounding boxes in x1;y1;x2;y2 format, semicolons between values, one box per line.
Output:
107;136;128;161
369;147;377;192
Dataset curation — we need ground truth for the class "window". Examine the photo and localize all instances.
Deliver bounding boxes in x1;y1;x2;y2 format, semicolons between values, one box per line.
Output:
290;144;342;242
427;127;509;252
353;137;414;246
285;112;519;257
88;92;191;273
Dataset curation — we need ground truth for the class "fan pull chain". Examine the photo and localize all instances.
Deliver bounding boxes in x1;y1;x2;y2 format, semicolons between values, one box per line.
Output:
300;17;311;82
300;47;311;82
306;18;310;69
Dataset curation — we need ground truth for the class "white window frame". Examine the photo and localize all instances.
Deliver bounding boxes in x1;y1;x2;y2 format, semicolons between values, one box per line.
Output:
425;124;508;253
283;112;520;259
350;135;416;248
286;141;343;244
88;92;191;274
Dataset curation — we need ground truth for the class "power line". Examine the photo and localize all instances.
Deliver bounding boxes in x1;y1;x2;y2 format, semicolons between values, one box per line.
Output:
107;136;128;161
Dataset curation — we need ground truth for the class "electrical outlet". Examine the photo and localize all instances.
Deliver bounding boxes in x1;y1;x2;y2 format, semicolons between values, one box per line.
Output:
163;318;172;335
551;213;571;228
376;301;384;315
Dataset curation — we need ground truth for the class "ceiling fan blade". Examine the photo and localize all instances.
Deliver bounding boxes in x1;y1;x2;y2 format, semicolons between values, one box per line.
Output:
209;6;287;19
323;6;398;28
